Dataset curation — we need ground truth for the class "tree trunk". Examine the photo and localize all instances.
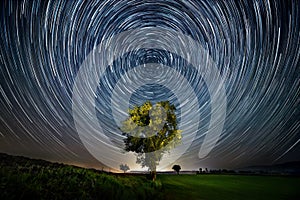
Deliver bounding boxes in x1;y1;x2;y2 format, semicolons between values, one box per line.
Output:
151;170;156;181
149;158;157;181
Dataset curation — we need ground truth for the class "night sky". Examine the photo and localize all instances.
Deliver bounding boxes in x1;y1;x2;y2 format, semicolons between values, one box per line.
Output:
0;0;299;171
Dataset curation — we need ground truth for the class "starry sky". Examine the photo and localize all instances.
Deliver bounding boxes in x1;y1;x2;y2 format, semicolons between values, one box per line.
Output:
0;0;299;171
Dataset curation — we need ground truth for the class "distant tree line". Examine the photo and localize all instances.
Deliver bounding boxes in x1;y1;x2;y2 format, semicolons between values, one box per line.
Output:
197;168;236;174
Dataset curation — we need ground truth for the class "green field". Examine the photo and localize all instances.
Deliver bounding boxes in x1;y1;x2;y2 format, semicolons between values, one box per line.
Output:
159;174;300;200
1;153;300;199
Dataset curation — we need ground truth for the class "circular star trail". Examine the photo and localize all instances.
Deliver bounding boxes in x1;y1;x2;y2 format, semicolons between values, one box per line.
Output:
0;0;299;170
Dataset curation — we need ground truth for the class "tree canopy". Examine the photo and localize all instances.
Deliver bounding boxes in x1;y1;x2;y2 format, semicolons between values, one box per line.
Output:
121;101;181;180
119;164;130;173
172;165;181;175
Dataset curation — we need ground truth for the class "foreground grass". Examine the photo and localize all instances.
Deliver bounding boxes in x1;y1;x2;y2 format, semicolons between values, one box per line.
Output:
159;174;300;200
1;153;300;199
0;153;162;200
0;166;163;200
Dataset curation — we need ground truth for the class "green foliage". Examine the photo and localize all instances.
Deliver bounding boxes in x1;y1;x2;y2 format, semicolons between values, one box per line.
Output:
121;101;181;175
0;153;163;200
1;154;299;200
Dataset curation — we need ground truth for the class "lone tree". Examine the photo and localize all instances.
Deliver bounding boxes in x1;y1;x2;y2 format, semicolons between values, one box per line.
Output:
172;165;181;175
199;168;203;174
119;164;130;173
121;101;181;181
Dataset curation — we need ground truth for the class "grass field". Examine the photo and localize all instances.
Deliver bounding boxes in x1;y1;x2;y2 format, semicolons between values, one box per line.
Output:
159;174;300;200
1;153;300;199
